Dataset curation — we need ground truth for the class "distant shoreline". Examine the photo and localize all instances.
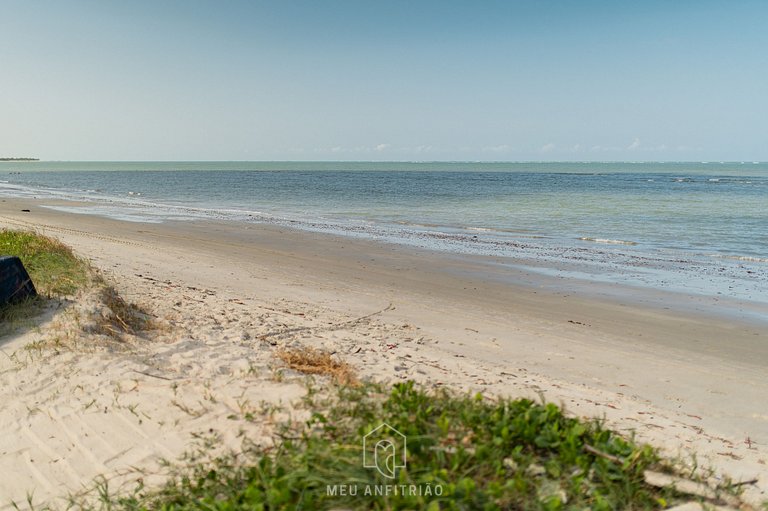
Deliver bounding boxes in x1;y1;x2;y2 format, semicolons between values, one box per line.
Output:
0;159;765;164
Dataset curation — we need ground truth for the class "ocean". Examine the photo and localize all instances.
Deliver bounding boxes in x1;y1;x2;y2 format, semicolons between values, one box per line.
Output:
1;161;766;307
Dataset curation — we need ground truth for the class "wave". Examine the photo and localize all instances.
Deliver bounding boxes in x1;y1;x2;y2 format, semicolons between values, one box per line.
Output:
3;178;765;275
579;237;638;246
708;254;768;263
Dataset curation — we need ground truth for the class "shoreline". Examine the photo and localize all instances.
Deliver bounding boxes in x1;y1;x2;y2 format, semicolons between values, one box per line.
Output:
7;195;768;327
1;197;767;505
2;163;767;312
14;197;768;329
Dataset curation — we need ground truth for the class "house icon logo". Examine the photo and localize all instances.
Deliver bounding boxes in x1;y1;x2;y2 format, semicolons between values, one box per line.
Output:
363;423;407;479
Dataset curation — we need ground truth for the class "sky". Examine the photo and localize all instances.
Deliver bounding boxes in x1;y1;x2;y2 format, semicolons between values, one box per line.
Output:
1;1;767;161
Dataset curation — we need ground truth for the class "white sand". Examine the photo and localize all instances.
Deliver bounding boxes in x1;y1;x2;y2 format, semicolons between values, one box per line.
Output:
0;200;766;507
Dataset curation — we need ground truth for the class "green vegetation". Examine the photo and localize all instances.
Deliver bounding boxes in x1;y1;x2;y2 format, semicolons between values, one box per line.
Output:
71;381;721;510
1;229;159;344
0;229;89;296
0;229;89;328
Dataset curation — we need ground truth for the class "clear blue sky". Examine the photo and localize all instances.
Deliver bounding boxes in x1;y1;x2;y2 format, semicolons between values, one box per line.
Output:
1;1;766;161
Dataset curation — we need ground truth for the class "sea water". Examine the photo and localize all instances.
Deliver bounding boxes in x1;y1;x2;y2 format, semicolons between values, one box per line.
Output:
1;161;766;307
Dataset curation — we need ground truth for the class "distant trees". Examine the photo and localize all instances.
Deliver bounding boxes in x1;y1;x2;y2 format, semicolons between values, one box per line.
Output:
0;157;38;161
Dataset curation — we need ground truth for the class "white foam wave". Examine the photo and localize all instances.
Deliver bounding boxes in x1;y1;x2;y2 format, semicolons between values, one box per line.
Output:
708;254;768;263
579;237;638;246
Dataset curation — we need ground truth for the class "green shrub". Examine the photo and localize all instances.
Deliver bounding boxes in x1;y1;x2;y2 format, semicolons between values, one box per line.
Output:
84;382;680;510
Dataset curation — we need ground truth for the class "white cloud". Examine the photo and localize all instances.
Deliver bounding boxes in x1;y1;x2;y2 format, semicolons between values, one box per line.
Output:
627;139;671;152
589;144;621;152
481;144;511;153
316;145;389;154
585;141;671;154
540;143;556;152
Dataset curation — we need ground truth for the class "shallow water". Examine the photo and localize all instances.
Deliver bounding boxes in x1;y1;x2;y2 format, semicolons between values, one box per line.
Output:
1;161;766;305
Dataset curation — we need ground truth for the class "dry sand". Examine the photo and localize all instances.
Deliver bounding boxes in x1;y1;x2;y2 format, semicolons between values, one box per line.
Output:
0;198;766;507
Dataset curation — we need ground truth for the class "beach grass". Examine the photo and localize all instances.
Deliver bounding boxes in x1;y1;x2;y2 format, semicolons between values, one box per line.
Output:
0;229;89;296
0;229;157;344
69;381;729;510
93;284;157;340
0;229;89;330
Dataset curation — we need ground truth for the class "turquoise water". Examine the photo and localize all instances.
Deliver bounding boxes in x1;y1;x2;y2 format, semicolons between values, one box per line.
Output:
1;161;766;305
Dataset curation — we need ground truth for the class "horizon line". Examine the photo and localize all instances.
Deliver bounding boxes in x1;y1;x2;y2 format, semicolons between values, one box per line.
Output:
7;159;767;165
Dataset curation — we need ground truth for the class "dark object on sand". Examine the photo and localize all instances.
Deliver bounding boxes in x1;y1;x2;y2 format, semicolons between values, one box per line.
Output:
0;256;37;305
21;209;30;212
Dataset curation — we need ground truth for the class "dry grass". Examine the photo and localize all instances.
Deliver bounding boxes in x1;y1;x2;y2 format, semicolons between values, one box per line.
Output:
95;285;158;340
276;346;357;385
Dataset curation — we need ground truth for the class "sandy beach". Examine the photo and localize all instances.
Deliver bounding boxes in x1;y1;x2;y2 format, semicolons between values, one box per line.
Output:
0;197;766;507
